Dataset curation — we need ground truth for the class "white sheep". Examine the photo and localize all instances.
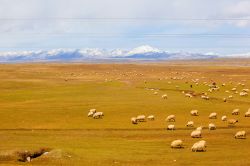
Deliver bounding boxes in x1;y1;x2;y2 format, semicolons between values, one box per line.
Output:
196;126;203;131
191;130;202;138
93;112;104;119
242;89;249;92
166;115;175;122
235;131;246;139
231;88;237;91
186;121;194;127
228;119;238;126
240;92;248;96
221;115;227;121
136;115;146;122
201;95;209;100
131;117;138;124
88;111;94;117
89;109;96;113
167;124;175;130
209;112;217;119
190;110;199;116
245;110;250;117
171;140;183;148
191;140;206;152
232;109;240;115
185;93;193;98
87;109;96;117
162;94;168;99
154;92;158;95
208;123;216;130
147;115;155;121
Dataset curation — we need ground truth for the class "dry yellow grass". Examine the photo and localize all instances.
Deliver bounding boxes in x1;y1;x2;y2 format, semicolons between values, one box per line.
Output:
0;60;249;165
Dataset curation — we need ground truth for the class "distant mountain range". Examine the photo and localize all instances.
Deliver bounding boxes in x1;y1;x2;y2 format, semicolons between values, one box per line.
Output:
0;45;249;62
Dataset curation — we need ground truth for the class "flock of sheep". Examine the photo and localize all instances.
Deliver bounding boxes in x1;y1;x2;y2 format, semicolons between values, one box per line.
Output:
87;109;104;119
86;74;249;152
169;108;248;151
128;79;249;152
131;115;155;124
128;107;249;152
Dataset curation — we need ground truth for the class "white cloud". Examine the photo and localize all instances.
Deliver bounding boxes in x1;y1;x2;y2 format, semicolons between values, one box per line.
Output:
225;1;250;17
223;1;250;27
0;0;250;54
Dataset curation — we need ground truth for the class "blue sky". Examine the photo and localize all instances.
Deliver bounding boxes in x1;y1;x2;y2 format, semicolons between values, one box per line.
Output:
1;0;250;55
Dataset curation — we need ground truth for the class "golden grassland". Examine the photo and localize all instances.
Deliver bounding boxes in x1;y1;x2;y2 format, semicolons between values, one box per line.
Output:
0;60;249;165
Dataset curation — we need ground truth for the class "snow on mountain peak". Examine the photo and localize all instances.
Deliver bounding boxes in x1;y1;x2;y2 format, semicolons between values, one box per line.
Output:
79;48;106;57
0;45;224;62
127;45;162;55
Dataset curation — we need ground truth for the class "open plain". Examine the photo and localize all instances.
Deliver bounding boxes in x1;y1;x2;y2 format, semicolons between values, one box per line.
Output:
0;59;250;165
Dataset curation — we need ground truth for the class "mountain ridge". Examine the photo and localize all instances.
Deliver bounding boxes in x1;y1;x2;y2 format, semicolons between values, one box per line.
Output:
1;45;246;62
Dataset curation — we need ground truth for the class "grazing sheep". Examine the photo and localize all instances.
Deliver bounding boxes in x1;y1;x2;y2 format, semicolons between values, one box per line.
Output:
228;95;233;99
242;89;249;92
235;131;246;139
196;126;203;131
147;115;155;121
208;123;216;130
171;140;183;148
167;124;175;130
221;115;227;121
209;112;217;119
136;115;146;122
190;110;199;116
93;112;104;119
239;83;245;87
88;109;97;117
89;109;96;113
185;93;193;98
166;115;175;122
231;88;237;91
131;117;138;124
201;95;209;100
232;109;240;115
162;94;168;99
88;111;94;117
245;110;250;117
191;130;202;138
191;140;206;152
240;92;248;96
228;119;238;126
223;98;227;102
154;92;158;95
186;121;194;127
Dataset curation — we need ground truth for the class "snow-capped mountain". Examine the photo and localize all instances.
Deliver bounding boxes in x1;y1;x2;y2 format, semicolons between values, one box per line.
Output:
127;45;162;56
0;45;220;62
